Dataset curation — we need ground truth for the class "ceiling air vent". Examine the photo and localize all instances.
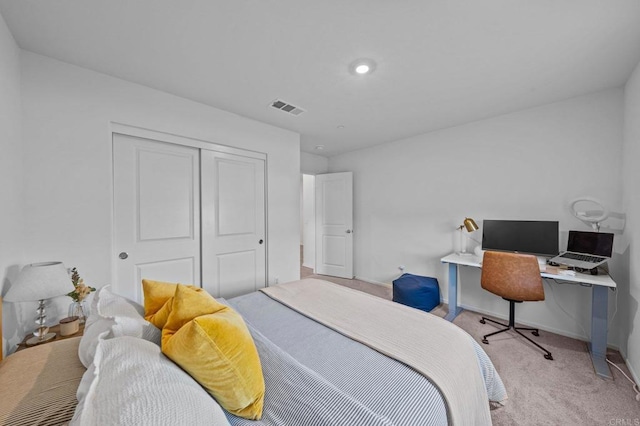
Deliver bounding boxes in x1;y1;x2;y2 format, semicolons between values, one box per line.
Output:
270;99;306;116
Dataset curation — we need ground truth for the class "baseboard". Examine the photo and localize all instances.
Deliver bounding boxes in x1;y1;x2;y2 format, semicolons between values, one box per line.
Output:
452;301;597;344
354;276;391;287
301;263;314;269
622;354;640;386
611;346;639;385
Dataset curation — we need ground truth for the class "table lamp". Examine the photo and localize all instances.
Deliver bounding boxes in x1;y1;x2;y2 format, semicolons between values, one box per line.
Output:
4;261;71;345
457;217;479;255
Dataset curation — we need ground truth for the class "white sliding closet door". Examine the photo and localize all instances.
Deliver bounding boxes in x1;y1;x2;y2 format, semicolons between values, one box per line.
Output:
201;150;267;298
113;134;201;303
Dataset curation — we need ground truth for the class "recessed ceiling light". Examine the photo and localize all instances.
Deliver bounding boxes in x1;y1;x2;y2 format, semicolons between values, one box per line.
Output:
355;64;370;74
315;145;325;150
349;58;377;75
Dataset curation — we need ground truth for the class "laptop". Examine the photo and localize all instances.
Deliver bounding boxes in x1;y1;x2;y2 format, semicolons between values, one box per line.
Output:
548;230;614;270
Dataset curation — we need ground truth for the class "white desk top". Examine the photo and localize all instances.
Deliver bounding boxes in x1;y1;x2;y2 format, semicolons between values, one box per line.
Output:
441;252;616;288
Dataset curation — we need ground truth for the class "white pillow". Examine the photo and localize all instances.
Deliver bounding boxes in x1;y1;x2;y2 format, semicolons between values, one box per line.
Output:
78;286;161;368
71;336;230;426
77;319;112;369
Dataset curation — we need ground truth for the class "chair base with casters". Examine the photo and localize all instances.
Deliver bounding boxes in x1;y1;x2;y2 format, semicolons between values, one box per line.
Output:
480;298;554;361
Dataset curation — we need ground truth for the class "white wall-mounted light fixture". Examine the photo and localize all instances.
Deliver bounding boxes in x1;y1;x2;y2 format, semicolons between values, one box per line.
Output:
349;58;377;75
569;196;626;233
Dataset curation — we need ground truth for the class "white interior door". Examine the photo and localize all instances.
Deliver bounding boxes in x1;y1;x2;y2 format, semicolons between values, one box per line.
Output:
315;172;353;278
302;174;316;269
113;134;201;303
201;150;266;298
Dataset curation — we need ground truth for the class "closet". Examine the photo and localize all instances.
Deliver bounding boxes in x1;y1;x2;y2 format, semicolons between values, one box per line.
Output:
112;130;266;302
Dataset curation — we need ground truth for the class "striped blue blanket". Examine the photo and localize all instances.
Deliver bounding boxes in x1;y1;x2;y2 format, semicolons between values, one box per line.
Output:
225;291;506;425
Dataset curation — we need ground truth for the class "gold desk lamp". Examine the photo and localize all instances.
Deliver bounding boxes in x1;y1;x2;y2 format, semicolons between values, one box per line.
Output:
457;217;479;255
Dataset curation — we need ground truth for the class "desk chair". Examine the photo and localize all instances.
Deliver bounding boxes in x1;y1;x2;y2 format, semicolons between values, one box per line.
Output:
479;251;553;360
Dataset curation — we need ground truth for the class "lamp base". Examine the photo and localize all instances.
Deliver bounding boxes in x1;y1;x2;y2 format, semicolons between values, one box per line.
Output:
26;332;56;346
456;251;474;256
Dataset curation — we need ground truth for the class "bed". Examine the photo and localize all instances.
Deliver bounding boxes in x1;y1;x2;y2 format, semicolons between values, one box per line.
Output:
0;278;507;425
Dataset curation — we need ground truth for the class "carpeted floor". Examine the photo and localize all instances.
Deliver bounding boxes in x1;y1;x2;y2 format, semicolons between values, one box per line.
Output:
301;264;640;425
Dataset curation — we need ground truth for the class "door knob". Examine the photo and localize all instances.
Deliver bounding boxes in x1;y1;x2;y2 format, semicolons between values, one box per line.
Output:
259;239;264;244
118;252;129;260
346;229;352;234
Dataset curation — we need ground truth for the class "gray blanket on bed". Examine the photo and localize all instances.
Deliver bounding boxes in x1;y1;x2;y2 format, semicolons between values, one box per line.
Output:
225;290;507;426
229;325;396;426
262;279;492;425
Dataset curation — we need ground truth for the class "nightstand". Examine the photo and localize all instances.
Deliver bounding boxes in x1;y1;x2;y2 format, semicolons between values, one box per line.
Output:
15;322;85;352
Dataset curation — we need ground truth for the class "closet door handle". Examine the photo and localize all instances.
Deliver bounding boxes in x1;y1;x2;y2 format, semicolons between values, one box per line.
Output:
259;239;264;244
118;252;129;260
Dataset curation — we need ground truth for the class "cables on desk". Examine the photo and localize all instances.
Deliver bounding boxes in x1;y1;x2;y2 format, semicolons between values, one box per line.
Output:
544;277;619;335
556;279;617;329
545;280;635;400
543;278;589;339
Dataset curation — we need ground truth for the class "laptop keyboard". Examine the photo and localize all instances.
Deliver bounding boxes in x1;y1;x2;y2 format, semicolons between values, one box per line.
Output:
559;253;605;263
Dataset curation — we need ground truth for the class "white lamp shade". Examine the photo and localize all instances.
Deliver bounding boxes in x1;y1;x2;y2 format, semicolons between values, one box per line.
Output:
4;262;71;302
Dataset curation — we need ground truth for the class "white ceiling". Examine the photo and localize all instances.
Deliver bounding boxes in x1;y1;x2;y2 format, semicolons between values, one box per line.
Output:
2;1;640;157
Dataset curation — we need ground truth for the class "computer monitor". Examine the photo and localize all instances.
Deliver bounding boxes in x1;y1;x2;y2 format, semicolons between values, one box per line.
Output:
481;220;559;257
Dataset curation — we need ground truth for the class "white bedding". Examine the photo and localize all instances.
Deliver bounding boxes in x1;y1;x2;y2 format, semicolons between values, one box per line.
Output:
69;281;506;425
71;336;230;426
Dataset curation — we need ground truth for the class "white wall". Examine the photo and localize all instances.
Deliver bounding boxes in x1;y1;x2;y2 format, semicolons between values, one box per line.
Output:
10;51;300;352
301;152;329;175
329;89;625;346
0;12;24;356
623;62;640;381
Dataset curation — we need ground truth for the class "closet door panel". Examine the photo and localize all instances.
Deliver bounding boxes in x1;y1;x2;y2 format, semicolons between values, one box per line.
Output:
216;250;257;299
201;150;266;298
217;159;256;236
113;134;201;303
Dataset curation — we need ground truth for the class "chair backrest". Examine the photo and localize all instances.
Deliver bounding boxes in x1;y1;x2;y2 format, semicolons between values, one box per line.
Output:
481;251;545;302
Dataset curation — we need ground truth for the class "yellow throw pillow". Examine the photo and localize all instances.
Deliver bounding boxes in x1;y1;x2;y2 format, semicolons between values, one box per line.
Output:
160;284;225;346
142;279;197;329
145;297;173;330
142;279;179;316
162;286;265;420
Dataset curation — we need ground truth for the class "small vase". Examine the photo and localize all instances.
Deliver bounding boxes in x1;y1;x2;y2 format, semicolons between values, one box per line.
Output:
68;300;89;324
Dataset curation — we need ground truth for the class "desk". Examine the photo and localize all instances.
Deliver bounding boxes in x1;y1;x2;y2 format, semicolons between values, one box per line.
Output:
441;253;616;379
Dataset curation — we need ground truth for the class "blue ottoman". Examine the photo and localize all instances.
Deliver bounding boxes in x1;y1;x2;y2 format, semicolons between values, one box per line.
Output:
392;273;441;312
